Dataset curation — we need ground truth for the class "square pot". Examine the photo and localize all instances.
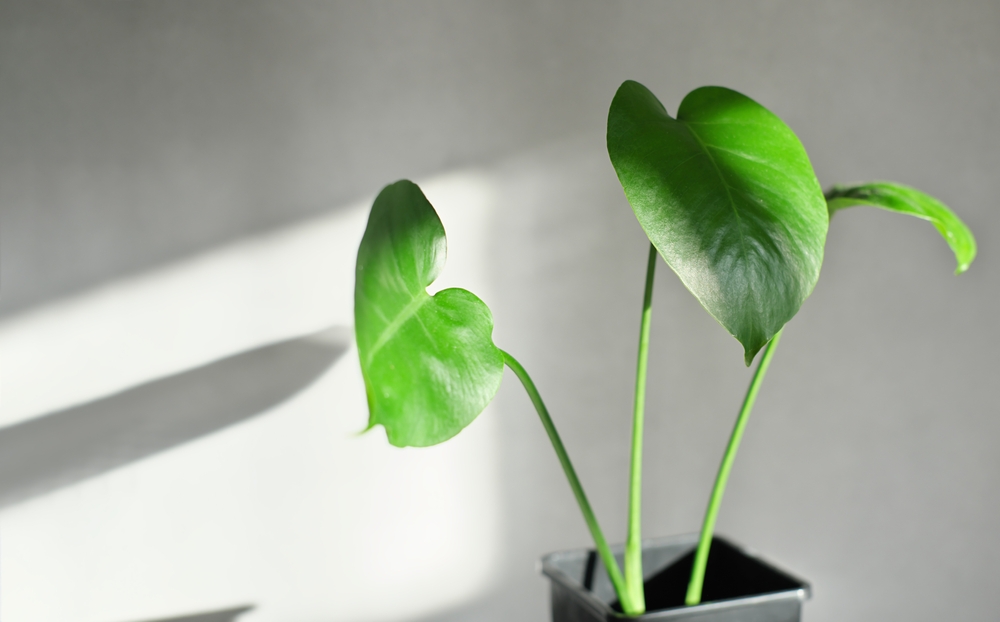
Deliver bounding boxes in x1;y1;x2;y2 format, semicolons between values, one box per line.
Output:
541;534;810;622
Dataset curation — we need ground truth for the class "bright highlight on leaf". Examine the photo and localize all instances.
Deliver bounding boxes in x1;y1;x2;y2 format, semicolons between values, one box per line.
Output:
825;182;977;274
608;81;829;365
354;180;504;447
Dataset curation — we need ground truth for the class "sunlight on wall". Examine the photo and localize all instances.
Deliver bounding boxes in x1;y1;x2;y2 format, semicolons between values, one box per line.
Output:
0;172;502;622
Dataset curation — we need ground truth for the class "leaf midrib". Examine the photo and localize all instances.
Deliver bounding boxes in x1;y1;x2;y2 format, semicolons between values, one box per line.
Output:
685;123;751;263
366;294;430;366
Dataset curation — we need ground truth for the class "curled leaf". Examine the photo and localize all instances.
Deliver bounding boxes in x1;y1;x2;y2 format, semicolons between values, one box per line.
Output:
826;182;977;274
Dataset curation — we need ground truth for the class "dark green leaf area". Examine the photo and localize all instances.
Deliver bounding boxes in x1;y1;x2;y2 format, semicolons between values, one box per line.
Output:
608;81;828;365
825;182;977;274
355;180;503;447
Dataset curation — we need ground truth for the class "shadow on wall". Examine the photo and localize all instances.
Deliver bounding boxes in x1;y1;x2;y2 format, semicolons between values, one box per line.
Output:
0;328;350;509
125;605;255;622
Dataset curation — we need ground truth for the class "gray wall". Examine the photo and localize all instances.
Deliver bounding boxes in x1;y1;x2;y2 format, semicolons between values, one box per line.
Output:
3;2;998;621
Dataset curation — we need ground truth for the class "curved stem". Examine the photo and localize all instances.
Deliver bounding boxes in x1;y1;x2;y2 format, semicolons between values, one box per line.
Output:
501;350;636;614
685;329;784;606
624;243;657;613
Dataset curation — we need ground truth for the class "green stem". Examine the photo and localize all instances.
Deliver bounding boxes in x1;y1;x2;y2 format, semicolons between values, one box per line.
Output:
502;350;636;614
685;329;784;606
624;243;657;613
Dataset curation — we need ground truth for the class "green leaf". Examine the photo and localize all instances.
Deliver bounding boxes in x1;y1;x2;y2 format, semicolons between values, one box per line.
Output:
354;180;504;447
825;182;977;274
608;81;829;365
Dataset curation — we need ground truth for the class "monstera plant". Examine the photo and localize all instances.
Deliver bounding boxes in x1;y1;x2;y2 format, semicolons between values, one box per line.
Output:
353;80;976;616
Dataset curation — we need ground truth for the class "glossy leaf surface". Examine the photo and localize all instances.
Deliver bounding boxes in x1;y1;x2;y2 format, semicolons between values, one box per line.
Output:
608;81;828;365
826;182;977;274
354;180;504;447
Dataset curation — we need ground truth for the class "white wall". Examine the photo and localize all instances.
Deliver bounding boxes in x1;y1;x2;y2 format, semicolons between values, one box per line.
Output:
0;175;502;622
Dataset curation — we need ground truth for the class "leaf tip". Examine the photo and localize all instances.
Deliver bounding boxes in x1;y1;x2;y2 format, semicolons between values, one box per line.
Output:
743;344;762;367
355;419;377;438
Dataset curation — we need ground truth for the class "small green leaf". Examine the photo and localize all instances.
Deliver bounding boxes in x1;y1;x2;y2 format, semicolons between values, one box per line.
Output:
354;180;504;447
608;81;829;365
825;182;977;274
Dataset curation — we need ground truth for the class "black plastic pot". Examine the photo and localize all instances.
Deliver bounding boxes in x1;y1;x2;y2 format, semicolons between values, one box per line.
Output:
541;534;810;622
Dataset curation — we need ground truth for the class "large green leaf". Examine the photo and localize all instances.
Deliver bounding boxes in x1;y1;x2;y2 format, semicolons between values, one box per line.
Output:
608;81;829;365
354;180;504;447
825;182;977;274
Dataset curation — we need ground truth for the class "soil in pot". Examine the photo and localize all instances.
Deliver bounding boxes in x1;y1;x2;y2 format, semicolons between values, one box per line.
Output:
606;537;801;612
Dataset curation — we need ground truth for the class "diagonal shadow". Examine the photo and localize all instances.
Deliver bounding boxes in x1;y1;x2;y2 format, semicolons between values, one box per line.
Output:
123;605;254;622
0;328;351;509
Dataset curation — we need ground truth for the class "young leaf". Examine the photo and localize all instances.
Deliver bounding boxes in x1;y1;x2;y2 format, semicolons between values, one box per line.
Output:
825;182;977;274
608;81;829;365
354;180;504;447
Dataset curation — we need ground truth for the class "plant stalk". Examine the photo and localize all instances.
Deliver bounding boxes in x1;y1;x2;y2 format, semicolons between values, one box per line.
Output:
502;350;637;614
685;328;784;606
624;243;657;613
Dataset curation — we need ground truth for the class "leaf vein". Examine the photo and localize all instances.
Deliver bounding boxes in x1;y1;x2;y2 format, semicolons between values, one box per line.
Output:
686;125;751;265
702;143;805;190
365;295;431;366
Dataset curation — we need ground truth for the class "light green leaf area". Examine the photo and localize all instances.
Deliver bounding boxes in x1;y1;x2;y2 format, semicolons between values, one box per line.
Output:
608;81;829;365
354;180;504;447
826;182;977;274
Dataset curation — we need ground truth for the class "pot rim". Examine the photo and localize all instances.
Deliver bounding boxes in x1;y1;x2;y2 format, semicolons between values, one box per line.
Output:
540;532;811;620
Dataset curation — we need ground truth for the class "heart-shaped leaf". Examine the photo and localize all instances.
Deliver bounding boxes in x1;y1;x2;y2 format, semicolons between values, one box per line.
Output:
608;81;829;365
826;182;977;274
354;180;504;447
